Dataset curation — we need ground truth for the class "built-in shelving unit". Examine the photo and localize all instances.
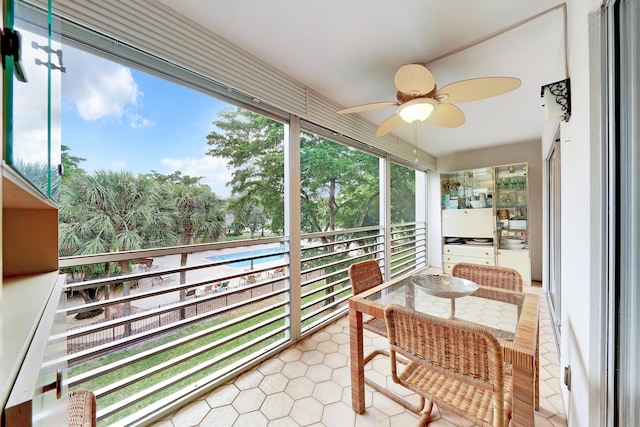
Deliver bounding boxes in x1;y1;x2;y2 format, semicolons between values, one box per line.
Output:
494;163;531;282
440;163;531;283
2;163;67;425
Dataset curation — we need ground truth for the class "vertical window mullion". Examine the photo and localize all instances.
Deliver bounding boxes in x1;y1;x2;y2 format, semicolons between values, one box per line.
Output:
285;115;302;341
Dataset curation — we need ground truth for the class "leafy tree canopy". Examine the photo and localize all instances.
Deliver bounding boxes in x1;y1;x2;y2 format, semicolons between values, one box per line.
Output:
390;162;416;224
59;170;177;257
143;170;226;245
61;144;86;178
207;108;285;233
206;108;395;237
299;132;380;233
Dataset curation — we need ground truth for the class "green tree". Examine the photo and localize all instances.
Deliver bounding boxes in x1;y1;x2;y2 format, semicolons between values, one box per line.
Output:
206;108;285;234
299;132;380;236
206;108;385;240
13;159;61;201
226;196;269;239
59;170;176;255
390;162;416;223
61;144;86;180
145;171;226;246
144;171;226;318
59;170;176;322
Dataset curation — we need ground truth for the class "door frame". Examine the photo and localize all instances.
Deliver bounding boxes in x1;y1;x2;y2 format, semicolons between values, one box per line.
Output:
545;130;561;345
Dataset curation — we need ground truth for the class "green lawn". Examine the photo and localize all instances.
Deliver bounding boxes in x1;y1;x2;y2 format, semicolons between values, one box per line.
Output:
71;278;344;426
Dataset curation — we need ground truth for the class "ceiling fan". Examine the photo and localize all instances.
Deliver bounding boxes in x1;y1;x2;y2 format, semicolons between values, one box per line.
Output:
337;63;521;137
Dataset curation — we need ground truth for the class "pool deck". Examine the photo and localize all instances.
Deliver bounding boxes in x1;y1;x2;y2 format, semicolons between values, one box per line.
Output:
66;243;286;318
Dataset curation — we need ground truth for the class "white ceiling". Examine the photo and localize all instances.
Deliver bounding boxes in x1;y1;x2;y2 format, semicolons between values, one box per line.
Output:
160;0;567;158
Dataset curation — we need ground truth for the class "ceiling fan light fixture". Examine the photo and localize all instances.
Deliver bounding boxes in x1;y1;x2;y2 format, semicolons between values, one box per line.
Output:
397;98;437;123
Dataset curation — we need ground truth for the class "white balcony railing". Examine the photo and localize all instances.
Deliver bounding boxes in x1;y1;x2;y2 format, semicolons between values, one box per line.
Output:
55;222;426;426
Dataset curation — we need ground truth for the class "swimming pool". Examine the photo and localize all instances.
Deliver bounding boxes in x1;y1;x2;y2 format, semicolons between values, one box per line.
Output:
207;247;285;268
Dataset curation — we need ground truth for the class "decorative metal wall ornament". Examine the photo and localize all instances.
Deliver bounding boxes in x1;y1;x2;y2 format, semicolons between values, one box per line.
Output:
540;78;571;122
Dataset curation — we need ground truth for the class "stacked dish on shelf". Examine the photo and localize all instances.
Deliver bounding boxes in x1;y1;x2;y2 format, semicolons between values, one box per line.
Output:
466;238;492;246
503;236;526;249
444;237;494;246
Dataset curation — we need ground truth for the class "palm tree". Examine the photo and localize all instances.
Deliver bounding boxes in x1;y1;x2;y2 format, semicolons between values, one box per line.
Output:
59;170;176;324
172;182;226;318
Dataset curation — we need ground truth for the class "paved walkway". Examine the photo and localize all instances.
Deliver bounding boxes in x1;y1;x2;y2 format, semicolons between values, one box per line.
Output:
66;242;285;325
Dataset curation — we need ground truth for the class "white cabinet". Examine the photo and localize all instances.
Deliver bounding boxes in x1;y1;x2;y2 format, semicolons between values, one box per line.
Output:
441;193;496;274
442;208;494;238
442;244;495;275
496;250;531;283
440;163;531;284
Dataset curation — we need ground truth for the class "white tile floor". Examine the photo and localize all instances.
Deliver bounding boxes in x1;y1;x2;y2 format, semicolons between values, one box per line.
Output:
151;283;566;426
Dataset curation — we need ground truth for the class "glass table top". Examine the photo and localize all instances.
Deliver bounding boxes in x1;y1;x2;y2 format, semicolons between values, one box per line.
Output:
364;274;525;340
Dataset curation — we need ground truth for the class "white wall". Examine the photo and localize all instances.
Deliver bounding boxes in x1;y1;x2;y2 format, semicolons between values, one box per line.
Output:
557;1;607;425
428;140;543;281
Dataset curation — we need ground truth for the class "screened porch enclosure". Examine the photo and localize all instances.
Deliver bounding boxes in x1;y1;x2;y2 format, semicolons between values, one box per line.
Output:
60;222;427;425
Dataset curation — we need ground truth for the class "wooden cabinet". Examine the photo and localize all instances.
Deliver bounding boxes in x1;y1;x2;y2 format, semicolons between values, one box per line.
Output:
2;273;68;426
3;5;67;422
2;165;67;425
496;249;531;283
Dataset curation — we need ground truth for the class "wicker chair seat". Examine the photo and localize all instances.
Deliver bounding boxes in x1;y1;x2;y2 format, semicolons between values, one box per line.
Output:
385;304;513;427
398;361;513;427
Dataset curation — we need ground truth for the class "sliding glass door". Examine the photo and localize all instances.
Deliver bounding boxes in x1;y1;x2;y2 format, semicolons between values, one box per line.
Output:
546;133;561;342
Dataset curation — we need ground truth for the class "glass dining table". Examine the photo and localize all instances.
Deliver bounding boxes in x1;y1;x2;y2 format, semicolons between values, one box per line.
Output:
349;269;540;427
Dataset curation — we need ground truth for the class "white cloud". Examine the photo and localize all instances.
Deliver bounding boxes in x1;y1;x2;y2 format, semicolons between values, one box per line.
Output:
111;161;126;170
8;27;154;169
63;46;148;124
11;29;62;165
161;156;233;197
126;111;155;129
71;67;139;121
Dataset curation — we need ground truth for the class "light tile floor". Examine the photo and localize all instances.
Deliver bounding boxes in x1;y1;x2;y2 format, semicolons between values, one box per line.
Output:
151;283;566;426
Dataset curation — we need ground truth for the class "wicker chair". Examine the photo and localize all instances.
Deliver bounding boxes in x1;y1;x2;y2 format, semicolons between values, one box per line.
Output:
68;389;97;427
384;304;513;427
451;262;523;292
348;260;425;412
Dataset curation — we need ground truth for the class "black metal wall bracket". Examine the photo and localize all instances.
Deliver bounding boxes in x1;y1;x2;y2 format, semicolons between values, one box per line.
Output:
540;78;571;122
0;27;27;82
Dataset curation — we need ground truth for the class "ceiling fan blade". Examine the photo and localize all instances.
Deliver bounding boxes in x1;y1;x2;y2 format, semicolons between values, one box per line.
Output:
394;64;436;97
436;77;521;104
425;103;465;128
376;114;404;137
337;101;398;114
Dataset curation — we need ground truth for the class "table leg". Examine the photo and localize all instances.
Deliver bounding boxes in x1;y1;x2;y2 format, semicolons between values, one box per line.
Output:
511;363;535;427
349;305;365;414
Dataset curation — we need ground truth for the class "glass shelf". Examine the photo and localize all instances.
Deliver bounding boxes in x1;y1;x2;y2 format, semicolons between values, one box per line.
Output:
495;163;528;249
441;167;493;210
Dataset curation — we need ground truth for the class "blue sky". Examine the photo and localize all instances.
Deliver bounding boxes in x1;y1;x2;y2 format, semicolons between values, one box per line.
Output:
60;44;234;197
